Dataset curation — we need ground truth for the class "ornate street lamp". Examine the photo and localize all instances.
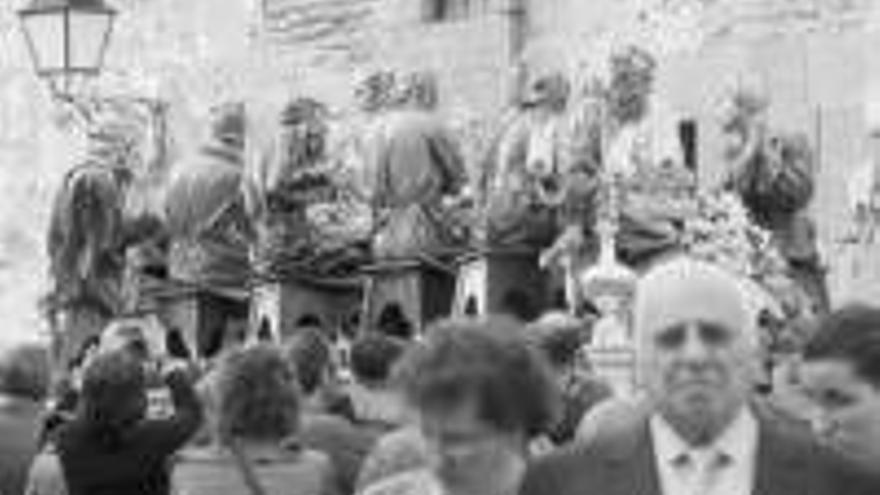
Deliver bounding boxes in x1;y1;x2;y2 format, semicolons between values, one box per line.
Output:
18;0;117;101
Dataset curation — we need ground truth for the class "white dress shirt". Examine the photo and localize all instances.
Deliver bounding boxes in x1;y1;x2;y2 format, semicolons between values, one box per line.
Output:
650;406;758;495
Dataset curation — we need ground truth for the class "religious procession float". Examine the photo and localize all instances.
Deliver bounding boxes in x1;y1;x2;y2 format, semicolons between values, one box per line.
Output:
43;43;825;396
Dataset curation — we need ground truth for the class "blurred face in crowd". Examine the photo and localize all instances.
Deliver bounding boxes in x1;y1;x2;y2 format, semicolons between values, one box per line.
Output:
418;398;527;495
638;260;757;446
800;359;880;471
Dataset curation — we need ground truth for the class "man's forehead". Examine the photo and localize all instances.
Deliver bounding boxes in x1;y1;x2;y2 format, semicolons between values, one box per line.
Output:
642;291;747;339
635;258;750;339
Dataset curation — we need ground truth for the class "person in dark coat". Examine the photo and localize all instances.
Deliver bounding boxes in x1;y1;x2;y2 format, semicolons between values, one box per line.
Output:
520;258;880;495
721;87;828;315
27;350;202;495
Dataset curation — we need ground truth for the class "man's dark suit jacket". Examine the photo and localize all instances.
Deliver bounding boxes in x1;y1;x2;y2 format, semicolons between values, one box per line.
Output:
520;405;880;495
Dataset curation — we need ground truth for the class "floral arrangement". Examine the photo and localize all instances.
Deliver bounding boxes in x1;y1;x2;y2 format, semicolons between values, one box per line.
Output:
680;190;815;354
307;188;373;246
681;190;788;280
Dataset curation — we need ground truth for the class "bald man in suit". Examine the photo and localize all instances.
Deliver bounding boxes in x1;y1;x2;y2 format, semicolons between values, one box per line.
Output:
520;257;880;495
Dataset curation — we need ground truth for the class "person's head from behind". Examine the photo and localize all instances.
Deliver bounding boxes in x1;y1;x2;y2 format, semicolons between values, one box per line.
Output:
215;343;299;445
80;350;148;434
393;317;559;494
635;257;758;446
284;327;334;398
800;304;880;471
0;343;50;403
526;312;588;376
350;333;406;388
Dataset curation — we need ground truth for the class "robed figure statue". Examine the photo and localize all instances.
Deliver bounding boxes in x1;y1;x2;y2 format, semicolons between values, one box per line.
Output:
720;88;829;315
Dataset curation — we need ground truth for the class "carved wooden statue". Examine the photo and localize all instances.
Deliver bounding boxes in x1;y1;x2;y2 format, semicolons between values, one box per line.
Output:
47;99;166;369
367;71;469;259
720;87;828;315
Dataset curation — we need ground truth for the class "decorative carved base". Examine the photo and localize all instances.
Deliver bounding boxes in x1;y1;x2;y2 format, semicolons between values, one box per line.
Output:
452;248;548;321
251;276;362;341
361;258;457;337
145;280;248;359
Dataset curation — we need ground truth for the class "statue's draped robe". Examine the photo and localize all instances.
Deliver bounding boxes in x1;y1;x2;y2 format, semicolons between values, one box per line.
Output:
484;114;561;247
47;163;161;365
368;108;467;258
728;132;828;313
163;142;250;290
48;164;126;317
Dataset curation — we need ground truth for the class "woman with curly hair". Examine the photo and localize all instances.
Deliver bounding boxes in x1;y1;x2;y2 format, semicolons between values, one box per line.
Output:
172;343;338;495
361;317;560;495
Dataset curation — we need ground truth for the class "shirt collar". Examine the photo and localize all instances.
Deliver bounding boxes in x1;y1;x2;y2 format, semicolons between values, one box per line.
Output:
649;405;758;464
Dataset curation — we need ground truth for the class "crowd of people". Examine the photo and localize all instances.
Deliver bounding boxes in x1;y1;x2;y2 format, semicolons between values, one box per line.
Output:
1;256;880;495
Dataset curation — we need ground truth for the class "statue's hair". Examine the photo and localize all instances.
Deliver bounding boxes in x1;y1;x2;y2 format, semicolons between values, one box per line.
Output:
47;163;125;313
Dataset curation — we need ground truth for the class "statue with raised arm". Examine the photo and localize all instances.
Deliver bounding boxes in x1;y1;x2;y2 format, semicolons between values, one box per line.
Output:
720;86;828;315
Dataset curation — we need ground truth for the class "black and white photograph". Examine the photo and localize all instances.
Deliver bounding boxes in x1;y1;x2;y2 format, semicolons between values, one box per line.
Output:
1;1;880;494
